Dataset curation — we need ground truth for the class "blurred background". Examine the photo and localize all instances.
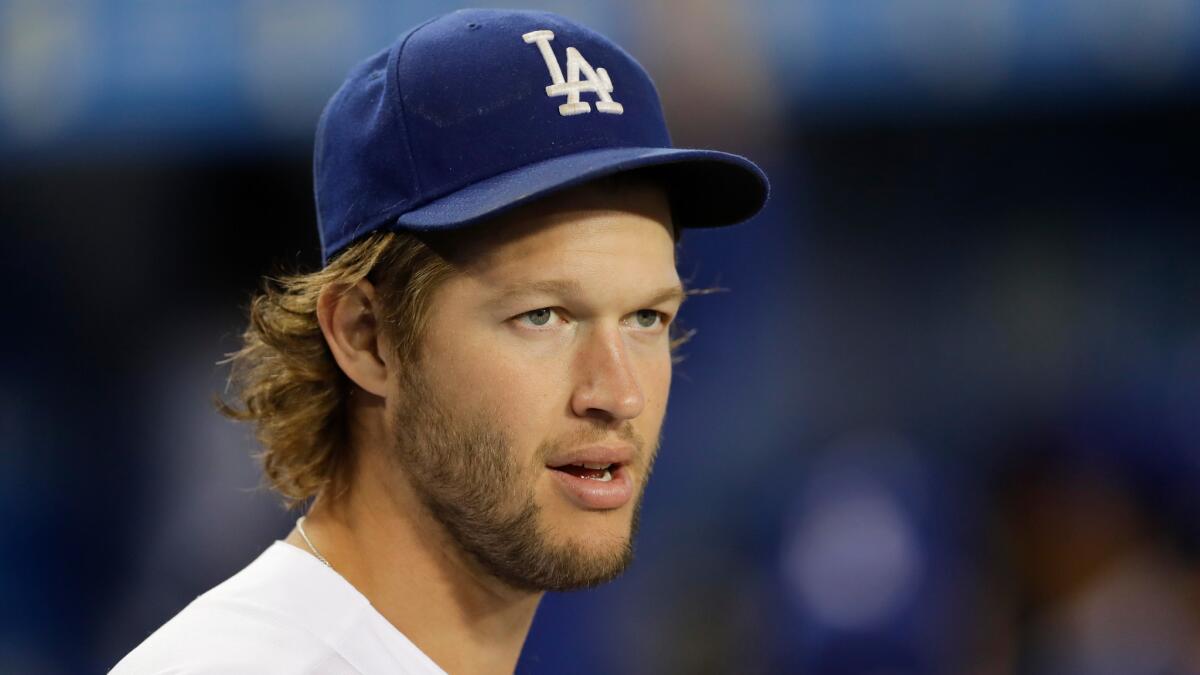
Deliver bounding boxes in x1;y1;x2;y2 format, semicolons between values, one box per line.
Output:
2;1;1199;673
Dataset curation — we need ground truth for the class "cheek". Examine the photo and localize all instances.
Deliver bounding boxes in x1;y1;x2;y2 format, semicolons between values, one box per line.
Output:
638;351;674;422
625;356;670;471
425;334;570;428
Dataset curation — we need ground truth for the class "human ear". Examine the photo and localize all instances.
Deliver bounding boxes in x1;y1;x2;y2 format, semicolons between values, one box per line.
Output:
316;279;389;397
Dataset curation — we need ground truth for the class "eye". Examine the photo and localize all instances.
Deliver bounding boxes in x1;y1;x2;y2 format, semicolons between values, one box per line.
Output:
521;307;557;327
633;309;663;329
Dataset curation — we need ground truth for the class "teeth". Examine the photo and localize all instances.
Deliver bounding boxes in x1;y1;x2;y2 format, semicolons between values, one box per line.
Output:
595;469;613;482
581;462;611;470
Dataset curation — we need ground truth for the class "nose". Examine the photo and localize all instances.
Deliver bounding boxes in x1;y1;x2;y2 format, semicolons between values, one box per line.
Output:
570;327;645;422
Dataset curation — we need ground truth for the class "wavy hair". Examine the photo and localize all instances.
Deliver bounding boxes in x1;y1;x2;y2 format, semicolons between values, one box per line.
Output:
217;231;455;508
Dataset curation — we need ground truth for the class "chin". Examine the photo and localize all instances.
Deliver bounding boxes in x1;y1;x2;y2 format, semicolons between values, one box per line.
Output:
538;539;636;592
545;514;636;558
545;498;635;531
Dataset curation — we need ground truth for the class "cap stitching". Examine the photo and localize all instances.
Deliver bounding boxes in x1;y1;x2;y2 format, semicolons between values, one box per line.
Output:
388;14;443;202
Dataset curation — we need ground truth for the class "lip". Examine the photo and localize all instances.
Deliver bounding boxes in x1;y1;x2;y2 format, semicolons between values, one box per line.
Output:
547;463;634;510
545;444;634;469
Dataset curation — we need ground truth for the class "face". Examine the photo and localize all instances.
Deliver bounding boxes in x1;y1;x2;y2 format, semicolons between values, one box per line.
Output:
384;183;682;592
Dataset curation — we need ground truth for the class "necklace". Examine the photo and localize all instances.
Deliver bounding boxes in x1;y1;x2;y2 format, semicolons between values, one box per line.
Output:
296;516;332;568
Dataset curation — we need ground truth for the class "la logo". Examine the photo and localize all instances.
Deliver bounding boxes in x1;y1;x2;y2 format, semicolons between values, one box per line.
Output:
522;30;624;117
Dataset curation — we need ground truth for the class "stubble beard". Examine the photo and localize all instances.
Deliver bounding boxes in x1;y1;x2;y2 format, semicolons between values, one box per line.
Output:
389;366;657;593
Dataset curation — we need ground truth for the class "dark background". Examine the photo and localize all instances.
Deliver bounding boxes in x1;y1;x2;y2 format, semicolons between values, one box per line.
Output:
2;1;1199;673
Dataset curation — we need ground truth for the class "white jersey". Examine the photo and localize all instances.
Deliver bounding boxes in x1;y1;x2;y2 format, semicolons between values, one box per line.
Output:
111;541;446;675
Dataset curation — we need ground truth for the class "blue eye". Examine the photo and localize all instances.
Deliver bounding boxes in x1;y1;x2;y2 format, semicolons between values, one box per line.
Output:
524;308;555;326
634;310;661;328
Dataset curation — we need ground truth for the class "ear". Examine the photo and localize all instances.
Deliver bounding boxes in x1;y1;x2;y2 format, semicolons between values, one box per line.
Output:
316;279;390;398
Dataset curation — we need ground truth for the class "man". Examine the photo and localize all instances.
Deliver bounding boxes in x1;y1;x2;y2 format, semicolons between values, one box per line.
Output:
113;8;767;674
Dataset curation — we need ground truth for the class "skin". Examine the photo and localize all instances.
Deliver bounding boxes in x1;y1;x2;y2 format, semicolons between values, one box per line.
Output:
285;183;683;675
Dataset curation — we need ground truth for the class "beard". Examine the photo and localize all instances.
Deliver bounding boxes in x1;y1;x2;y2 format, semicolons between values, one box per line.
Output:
387;365;657;592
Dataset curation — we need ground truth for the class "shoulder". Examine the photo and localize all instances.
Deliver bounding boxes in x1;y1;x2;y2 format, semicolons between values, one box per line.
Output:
109;542;353;675
109;592;349;674
109;541;444;675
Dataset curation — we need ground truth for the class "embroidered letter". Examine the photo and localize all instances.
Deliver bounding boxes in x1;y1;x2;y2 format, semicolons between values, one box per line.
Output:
522;30;624;116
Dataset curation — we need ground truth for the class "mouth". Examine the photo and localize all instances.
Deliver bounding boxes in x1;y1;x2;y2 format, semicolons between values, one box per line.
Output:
548;462;620;482
545;448;635;510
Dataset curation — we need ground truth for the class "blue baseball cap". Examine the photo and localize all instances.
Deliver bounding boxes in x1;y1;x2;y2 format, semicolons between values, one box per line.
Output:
314;8;770;264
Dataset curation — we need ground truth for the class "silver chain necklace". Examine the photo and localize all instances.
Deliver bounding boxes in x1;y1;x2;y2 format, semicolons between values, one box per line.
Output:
295;516;332;568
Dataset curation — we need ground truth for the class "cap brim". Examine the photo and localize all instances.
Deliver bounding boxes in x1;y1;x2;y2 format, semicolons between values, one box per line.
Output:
394;146;769;232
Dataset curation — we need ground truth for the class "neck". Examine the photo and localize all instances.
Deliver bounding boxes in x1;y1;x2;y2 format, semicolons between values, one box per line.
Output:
285;443;543;675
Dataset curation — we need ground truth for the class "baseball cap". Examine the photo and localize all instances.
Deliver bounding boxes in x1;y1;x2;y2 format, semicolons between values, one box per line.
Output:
314;8;770;264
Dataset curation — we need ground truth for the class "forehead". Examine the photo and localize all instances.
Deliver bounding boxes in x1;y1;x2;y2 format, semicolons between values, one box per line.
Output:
443;181;677;276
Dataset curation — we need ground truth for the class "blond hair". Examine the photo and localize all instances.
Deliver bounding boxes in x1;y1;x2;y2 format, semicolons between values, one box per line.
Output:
217;231;455;508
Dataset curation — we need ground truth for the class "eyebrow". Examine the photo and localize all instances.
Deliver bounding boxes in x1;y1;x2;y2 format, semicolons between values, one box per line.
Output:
494;279;686;306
